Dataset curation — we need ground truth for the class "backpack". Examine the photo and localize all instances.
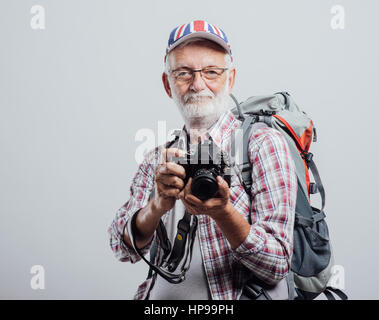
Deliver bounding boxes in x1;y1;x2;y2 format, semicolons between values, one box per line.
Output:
229;91;348;300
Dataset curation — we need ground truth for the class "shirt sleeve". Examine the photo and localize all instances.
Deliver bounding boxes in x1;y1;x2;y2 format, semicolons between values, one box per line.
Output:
232;127;297;285
107;152;157;263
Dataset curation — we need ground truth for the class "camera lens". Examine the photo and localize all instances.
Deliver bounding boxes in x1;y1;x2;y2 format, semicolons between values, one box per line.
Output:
191;168;218;201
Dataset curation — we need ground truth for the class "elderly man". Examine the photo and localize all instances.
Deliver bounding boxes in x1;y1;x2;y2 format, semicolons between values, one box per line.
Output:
108;20;297;300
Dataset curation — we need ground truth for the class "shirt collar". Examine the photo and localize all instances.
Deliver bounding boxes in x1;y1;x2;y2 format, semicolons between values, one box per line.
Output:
207;109;240;147
178;109;241;150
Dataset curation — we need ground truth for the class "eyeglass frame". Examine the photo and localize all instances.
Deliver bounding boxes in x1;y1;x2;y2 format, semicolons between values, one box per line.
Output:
169;66;229;83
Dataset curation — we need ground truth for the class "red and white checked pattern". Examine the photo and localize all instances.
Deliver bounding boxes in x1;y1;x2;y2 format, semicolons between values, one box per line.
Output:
108;110;297;300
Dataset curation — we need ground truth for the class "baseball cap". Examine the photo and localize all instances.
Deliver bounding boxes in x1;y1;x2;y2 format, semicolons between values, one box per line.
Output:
164;20;232;63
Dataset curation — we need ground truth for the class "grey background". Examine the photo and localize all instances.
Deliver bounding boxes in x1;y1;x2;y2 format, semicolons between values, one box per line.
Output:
0;0;378;299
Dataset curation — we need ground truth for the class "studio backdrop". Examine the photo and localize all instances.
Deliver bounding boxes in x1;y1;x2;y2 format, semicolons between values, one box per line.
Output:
1;0;378;299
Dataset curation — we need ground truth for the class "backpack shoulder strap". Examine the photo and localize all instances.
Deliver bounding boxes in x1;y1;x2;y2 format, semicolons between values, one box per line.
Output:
233;115;268;195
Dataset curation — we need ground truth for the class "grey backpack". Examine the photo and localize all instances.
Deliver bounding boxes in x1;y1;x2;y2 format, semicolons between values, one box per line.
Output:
230;92;347;300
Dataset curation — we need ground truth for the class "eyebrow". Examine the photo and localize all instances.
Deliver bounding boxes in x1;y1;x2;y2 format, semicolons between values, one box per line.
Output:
172;65;222;70
172;65;191;70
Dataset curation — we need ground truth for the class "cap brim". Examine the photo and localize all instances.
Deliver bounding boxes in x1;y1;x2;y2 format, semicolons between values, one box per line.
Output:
167;31;231;55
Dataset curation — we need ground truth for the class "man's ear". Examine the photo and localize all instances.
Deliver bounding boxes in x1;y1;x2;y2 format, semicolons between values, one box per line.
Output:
162;72;172;98
227;67;236;94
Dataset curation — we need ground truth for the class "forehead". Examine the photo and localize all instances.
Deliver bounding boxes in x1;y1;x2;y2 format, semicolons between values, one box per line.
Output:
169;43;226;69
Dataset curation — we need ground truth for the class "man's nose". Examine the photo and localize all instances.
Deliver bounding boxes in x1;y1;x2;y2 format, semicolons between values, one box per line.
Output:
189;71;207;92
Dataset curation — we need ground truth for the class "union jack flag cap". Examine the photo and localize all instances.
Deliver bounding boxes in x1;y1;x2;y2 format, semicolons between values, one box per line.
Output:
165;20;232;62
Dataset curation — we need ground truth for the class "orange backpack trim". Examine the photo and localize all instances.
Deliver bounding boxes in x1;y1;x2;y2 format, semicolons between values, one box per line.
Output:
273;115;314;198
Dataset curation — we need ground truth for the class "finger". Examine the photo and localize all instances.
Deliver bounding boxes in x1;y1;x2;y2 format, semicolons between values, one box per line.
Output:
184;177;192;193
158;148;166;165
166;162;186;179
160;148;186;164
180;197;201;215
167;148;186;162
178;177;192;201
156;164;185;180
157;175;185;189
157;162;186;180
158;148;171;164
202;197;225;208
216;176;229;199
185;194;203;206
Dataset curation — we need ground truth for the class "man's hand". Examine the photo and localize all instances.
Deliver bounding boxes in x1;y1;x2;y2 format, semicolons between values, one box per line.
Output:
178;175;250;249
123;147;187;250
153;148;187;216
178;176;232;220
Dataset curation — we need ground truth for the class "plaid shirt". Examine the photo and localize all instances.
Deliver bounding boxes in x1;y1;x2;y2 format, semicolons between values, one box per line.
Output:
108;110;297;300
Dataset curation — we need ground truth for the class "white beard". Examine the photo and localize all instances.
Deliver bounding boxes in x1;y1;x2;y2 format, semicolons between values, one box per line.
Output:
171;79;230;130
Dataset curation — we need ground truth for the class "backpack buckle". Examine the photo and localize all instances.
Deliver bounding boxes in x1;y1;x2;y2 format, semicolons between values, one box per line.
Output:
309;182;319;194
301;151;313;163
177;217;191;234
258;109;276;116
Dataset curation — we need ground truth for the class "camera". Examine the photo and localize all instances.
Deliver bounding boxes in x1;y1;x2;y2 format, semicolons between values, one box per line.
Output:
174;139;232;201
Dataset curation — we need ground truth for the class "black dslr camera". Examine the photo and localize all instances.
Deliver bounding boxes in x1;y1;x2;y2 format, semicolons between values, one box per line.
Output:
174;139;232;201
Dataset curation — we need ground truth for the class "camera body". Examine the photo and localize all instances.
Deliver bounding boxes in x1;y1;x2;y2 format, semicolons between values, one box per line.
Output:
174;139;232;201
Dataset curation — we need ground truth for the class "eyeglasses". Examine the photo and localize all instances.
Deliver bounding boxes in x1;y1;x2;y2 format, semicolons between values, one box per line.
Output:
170;67;228;83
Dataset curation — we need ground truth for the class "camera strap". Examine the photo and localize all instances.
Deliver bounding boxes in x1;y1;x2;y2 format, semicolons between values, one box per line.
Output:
160;131;197;273
128;209;198;284
163;211;196;272
128;132;203;284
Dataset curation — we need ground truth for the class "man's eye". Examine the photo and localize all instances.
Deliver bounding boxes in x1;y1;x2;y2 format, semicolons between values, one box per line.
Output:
204;70;218;76
178;71;190;77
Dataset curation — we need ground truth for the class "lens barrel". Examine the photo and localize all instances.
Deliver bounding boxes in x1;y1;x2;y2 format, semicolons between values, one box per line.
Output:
191;168;219;200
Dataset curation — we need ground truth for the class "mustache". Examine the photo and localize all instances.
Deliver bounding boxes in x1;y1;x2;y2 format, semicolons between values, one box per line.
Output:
183;90;215;104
